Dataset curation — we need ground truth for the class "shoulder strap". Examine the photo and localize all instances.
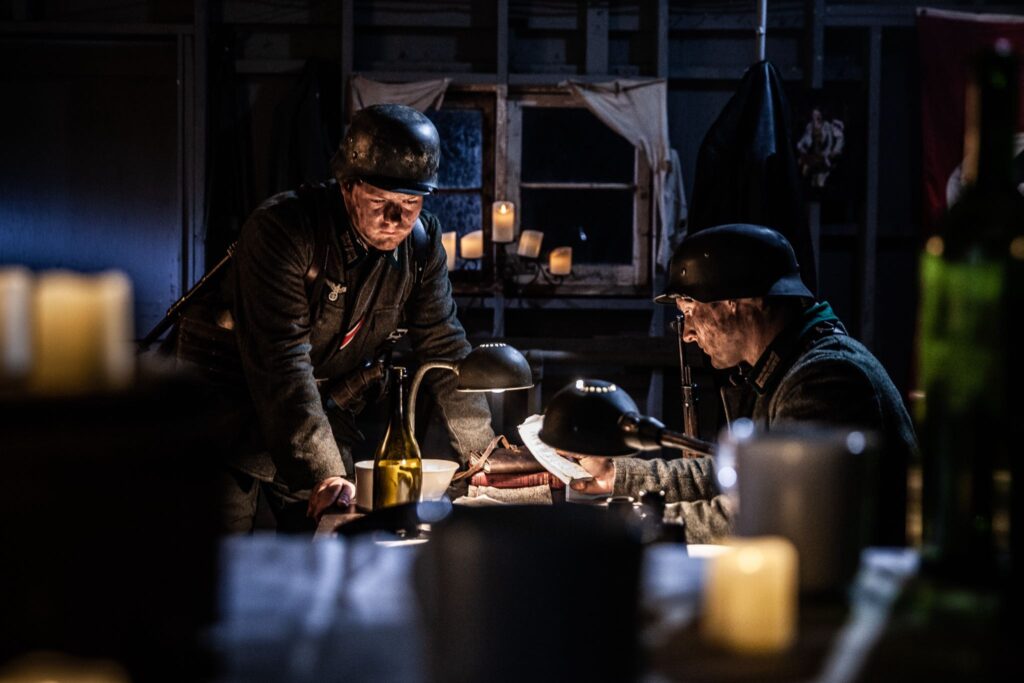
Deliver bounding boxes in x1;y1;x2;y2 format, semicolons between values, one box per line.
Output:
299;184;336;321
411;217;429;285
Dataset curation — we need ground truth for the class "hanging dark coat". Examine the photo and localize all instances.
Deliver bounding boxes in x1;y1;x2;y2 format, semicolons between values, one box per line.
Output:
681;60;814;441
687;60;814;294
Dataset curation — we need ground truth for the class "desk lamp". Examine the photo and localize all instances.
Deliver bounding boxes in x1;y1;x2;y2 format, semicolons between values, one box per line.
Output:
406;342;534;435
538;379;716;456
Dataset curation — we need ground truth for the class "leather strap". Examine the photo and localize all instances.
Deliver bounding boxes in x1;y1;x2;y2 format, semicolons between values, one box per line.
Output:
451;434;512;482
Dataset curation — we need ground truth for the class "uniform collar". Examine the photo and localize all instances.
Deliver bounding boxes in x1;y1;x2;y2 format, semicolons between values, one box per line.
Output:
747;301;844;396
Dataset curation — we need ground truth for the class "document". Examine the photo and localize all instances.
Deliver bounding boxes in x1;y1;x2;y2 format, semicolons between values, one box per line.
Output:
517;414;593;485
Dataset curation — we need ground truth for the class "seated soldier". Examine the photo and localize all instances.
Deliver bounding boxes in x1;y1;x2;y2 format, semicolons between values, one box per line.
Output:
566;224;917;545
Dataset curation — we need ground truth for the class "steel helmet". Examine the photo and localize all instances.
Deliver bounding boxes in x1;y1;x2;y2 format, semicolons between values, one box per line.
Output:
331;103;440;195
654;223;813;304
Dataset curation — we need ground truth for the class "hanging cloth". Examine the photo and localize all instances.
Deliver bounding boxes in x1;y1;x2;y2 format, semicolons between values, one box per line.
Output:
268;60;337;196
349;74;451;113
687;60;814;295
566;78;680;268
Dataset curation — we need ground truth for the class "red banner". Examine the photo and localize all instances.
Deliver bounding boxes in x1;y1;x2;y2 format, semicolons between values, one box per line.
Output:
917;8;1024;233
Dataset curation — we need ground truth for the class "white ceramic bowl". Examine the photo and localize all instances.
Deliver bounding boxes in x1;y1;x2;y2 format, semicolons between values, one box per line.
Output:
354;459;460;511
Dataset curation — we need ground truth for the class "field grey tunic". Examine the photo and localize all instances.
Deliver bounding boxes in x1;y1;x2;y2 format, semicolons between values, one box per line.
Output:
614;302;916;544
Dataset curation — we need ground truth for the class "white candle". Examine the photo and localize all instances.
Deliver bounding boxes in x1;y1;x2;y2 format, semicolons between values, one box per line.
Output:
29;270;134;394
442;231;457;271
548;246;572;275
95;271;134;390
0;266;33;386
492;201;516;243
517;230;543;259
461;230;484;260
702;536;798;654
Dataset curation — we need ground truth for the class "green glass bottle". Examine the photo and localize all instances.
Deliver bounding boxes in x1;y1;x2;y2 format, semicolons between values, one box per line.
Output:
917;40;1024;584
372;366;423;510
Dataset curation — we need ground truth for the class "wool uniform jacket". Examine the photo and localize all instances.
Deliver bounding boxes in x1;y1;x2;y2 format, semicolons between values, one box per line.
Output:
225;180;493;491
614;303;917;545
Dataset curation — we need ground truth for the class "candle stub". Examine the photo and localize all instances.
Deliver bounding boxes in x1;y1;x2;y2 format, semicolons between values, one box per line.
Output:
29;270;134;394
442;231;457;271
0;266;33;386
701;536;798;654
461;230;484;260
517;230;543;259
549;247;572;276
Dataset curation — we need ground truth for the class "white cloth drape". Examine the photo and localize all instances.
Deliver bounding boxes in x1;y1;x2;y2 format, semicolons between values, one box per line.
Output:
566;78;683;267
349;75;451;112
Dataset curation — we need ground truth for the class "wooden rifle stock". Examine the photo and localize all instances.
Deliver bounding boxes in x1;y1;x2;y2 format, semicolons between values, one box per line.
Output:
676;314;702;457
138;243;237;351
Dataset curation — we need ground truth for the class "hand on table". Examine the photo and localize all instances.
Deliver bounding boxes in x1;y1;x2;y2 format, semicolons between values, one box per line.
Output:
307;476;356;521
558;451;616;496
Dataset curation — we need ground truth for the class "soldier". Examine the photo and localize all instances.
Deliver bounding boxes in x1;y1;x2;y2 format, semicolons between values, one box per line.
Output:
567;224;916;544
219;104;493;532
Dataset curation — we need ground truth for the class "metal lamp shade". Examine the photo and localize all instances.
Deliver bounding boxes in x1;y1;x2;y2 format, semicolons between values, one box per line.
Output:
455;343;534;392
538;379;640;456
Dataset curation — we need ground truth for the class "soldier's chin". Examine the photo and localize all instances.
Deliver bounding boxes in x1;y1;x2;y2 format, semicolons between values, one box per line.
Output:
370;234;404;251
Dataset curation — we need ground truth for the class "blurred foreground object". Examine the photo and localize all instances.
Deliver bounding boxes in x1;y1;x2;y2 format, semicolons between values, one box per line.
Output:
0;651;129;683
0;373;222;682
702;536;798;654
415;505;642;683
916;39;1024;588
0;267;32;388
0;268;134;395
730;425;877;596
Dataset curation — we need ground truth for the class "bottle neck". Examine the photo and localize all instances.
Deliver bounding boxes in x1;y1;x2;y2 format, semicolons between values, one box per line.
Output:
962;47;1018;192
391;369;406;424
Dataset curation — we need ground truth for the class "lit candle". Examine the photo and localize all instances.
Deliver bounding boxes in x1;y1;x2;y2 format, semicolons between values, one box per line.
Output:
0;266;32;386
492;201;516;243
702;536;798;654
517;230;543;259
548;246;572;275
442;231;457;271
461;230;484;260
29;270;134;394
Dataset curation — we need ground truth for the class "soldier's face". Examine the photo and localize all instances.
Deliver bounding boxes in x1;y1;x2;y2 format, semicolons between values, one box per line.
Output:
343;181;423;252
676;297;748;369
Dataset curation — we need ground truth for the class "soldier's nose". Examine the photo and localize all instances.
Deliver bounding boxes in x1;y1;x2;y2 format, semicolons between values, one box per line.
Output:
383;202;402;224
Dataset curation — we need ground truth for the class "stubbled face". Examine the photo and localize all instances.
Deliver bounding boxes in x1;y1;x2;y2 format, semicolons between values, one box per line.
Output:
342;181;423;252
676;297;749;369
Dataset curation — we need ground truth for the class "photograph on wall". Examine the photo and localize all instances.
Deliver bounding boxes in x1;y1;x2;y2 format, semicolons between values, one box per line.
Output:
791;88;849;194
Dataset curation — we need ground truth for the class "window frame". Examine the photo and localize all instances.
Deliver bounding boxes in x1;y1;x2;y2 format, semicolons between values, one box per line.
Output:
505;91;652;292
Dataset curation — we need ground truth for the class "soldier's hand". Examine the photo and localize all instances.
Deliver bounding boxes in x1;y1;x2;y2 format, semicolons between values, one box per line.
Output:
307;476;356;521
558;451;616;496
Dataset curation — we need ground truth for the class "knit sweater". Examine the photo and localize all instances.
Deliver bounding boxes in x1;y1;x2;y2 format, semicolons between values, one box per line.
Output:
614;303;916;544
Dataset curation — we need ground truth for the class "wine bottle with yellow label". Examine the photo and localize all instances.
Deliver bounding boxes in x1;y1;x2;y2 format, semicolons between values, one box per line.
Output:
372;366;423;510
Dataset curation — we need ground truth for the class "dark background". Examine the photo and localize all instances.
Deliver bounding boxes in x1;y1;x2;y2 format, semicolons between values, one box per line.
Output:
3;0;1010;436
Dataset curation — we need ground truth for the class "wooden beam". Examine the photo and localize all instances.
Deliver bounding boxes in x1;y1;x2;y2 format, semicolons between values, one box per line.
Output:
0;21;194;35
860;25;883;348
654;0;668;78
193;0;208;278
341;0;354;119
805;0;825;294
583;1;609;76
497;0;509;83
